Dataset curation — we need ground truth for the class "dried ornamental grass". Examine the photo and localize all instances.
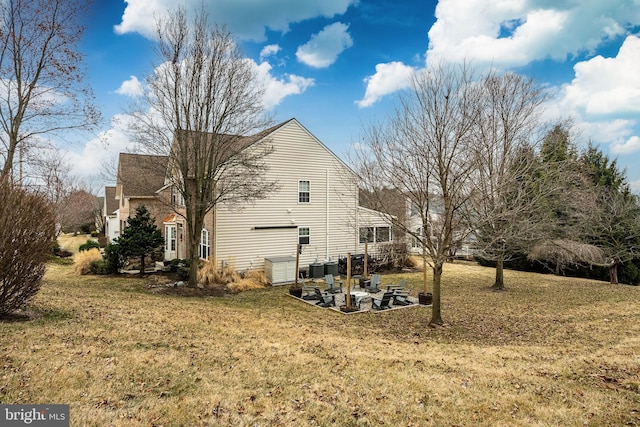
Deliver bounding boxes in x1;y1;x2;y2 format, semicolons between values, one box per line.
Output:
198;259;267;292
73;248;102;275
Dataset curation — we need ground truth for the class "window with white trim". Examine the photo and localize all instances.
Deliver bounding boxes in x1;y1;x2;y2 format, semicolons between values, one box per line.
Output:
298;180;310;203
376;227;391;242
359;227;374;243
199;228;210;260
298;227;310;245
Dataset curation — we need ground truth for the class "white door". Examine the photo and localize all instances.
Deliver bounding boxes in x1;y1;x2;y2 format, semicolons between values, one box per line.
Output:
165;225;177;260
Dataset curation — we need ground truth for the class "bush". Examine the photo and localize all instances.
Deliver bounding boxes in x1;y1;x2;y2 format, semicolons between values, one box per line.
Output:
89;260;109;275
168;259;191;281
79;239;100;252
73;248;103;275
104;243;125;274
0;180;56;316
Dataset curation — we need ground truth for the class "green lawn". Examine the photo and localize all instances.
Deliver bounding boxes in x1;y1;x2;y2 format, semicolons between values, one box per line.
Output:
1;260;638;426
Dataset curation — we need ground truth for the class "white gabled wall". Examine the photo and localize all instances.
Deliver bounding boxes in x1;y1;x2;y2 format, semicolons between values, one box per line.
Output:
214;120;359;272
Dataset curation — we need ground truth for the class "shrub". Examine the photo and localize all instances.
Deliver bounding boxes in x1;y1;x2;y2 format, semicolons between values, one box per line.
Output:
0;180;56;316
89;260;109;275
73;248;103;275
104;243;125;274
116;205;163;274
79;239;100;252
168;259;191;281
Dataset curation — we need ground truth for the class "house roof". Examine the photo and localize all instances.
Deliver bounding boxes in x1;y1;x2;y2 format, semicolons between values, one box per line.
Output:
171;120;294;172
104;186;118;215
117;153;168;198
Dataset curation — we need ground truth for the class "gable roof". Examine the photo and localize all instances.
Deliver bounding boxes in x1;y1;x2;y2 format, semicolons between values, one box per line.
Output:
117;153;168;198
104;186;118;215
248;118;357;177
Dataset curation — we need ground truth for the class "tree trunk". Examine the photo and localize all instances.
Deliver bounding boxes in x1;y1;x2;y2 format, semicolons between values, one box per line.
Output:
140;255;146;275
188;239;200;287
429;263;443;326
493;258;504;289
609;261;618;285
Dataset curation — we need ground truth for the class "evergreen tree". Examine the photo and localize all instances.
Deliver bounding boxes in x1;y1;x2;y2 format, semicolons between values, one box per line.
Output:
116;205;163;274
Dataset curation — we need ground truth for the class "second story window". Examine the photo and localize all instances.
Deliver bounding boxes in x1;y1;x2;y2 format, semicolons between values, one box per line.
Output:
298;180;310;203
172;187;185;207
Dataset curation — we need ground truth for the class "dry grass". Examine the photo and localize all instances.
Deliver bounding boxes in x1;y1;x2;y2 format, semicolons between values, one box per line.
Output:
198;259;267;293
1;261;639;426
73;248;103;275
58;233;94;255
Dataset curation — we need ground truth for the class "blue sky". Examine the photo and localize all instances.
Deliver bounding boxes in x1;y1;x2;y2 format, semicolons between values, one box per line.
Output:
68;0;640;192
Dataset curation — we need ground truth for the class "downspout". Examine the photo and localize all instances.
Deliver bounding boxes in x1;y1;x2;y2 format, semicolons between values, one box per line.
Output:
326;168;330;260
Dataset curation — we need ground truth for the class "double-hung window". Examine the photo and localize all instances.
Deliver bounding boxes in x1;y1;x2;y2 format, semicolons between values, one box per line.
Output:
199;228;210;260
298;227;310;245
298;180;310;203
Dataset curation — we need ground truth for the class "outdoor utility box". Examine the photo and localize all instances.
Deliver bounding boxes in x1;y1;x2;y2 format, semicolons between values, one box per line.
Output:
264;256;296;285
309;262;324;279
324;261;338;277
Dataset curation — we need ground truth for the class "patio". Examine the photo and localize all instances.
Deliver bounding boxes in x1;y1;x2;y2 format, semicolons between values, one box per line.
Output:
289;277;423;315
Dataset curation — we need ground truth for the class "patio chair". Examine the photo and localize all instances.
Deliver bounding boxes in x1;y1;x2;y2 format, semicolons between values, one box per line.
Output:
300;277;320;300
324;274;343;294
364;274;381;293
386;278;407;293
371;291;394;310
392;291;414;306
314;288;336;308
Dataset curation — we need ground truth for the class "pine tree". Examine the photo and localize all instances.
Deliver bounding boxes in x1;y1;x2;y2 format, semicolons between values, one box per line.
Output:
116;206;163;274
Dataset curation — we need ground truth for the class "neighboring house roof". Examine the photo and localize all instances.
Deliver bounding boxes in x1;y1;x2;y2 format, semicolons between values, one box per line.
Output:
104;186;118;215
117;153;169;198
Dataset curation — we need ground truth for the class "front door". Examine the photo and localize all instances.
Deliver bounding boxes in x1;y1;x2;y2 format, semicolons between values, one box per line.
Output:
165;224;177;260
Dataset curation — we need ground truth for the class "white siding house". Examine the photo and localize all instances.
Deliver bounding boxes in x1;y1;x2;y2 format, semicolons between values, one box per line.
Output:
213;119;361;272
108;118;393;280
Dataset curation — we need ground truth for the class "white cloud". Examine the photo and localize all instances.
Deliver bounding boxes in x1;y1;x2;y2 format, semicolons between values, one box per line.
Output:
114;0;356;41
63;115;137;183
611;136;640;154
260;44;281;61
561;35;640;117
296;22;353;68
356;62;415;108
253;61;315;109
426;0;640;68
115;75;144;98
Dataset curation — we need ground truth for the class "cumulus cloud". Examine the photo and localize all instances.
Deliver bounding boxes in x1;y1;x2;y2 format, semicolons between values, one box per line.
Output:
63;115;137;183
561;35;640;117
114;0;356;41
115;75;144;97
426;0;640;68
356;62;415;108
296;22;353;68
252;61;315;109
611;136;640;154
260;44;281;61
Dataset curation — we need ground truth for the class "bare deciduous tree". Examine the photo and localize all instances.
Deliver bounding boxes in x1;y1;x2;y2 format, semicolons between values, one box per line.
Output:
129;6;276;287
0;0;100;181
354;62;480;326
468;72;551;289
58;188;99;233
